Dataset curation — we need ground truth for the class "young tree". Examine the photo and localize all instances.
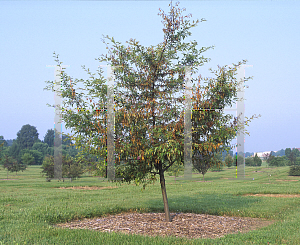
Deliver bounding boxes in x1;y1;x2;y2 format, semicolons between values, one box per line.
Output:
21;153;35;166
192;150;213;180
167;161;184;183
44;1;258;222
245;157;254;166
3;155;26;175
225;154;234;167
253;153;262;167
41;155;54;181
41;154;84;181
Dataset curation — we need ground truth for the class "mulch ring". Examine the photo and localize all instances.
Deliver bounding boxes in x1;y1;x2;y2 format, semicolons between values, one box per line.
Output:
57;186;118;190
243;194;300;198
54;212;275;240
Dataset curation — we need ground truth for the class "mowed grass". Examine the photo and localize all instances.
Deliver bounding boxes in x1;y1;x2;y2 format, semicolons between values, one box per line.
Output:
1;164;300;244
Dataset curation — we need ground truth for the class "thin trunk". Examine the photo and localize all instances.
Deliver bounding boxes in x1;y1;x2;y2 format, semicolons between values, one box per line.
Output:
159;170;171;222
203;174;204;181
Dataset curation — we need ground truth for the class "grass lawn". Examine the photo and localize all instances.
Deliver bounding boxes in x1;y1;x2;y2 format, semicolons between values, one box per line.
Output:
1;165;300;244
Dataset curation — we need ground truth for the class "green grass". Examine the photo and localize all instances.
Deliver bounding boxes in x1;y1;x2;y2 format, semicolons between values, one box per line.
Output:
1;165;300;244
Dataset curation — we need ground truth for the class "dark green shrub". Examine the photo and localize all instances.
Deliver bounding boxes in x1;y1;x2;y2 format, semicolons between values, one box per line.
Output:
253;153;262;166
245;157;254;166
225;154;234;167
41;154;83;181
269;156;287;167
289;166;300;176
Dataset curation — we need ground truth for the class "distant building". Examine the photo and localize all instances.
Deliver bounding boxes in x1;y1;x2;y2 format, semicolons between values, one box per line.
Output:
252;151;272;159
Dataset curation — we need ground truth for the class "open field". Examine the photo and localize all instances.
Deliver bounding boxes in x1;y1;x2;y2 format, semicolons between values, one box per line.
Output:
1;165;300;244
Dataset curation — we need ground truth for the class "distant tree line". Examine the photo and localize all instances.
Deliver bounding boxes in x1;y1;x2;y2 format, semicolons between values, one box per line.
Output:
0;124;101;178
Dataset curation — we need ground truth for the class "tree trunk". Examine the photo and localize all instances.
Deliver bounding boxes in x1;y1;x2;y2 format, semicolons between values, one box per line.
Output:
203;174;204;181
159;170;171;222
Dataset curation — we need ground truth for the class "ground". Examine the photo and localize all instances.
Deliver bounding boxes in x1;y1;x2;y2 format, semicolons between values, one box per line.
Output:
55;186;284;240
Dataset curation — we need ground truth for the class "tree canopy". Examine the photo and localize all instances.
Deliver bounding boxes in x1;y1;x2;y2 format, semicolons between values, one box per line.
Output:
16;124;39;150
44;1;259;222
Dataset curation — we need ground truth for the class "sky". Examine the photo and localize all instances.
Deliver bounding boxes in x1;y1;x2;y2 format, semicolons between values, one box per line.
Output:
0;0;299;153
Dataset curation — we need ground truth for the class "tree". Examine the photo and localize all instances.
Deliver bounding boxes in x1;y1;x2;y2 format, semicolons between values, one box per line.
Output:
285;148;291;158
41;154;83;181
0;136;7;148
235;154;244;166
8;140;21;161
44;1;259;222
44;129;54;147
288;150;297;166
268;156;286;167
253;153;262;167
21;153;35;166
275;149;285;157
0;136;8;163
41;155;54;180
225;154;234;167
20;149;44;165
263;152;274;167
292;148;300;157
192;150;213;180
16;124;39;150
245;157;254;166
32;142;49;158
167;161;184;183
3;155;26;175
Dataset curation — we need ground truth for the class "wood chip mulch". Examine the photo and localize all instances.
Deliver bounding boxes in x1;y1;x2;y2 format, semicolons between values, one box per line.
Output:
55;212;275;240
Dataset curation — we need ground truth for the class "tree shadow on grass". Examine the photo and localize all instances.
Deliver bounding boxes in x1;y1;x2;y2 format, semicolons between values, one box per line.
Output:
144;193;262;218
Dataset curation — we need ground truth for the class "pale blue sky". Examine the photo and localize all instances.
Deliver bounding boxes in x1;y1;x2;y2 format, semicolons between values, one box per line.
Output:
0;0;299;153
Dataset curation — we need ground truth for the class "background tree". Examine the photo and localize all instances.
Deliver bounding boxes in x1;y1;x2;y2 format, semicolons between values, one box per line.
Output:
225;154;234;167
20;149;44;165
288;150;297;166
236;154;244;166
263;152;274;168
292;148;300;157
8;140;21;161
62;155;84;180
268;156;286;167
44;1;258;222
0;136;8;163
0;136;8;148
16;124;39;150
21;153;35;166
41;155;54;181
192;150;213;180
41;154;84;181
285;148;291;159
167;161;184;183
44;129;54;147
253;153;262;167
245;157;254;166
5;139;14;147
32;142;49;159
3;155;26;175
